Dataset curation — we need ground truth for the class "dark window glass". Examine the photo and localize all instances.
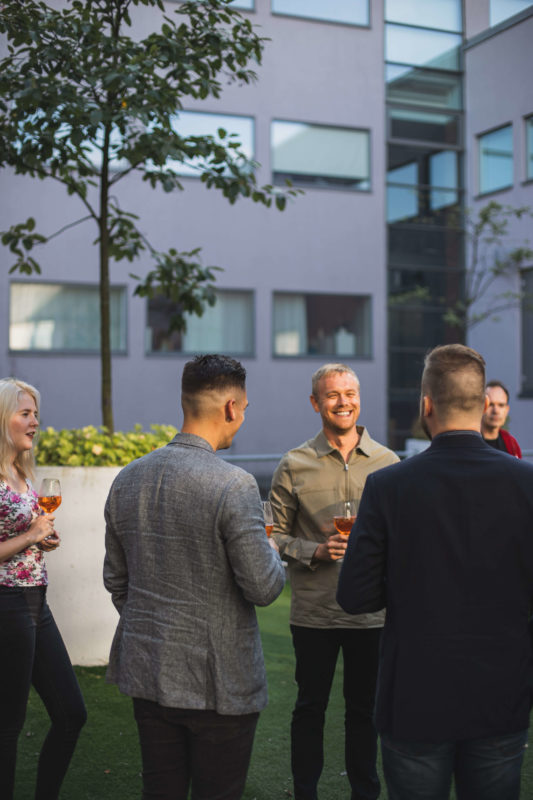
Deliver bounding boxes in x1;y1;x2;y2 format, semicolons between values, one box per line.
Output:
389;108;460;145
388;392;425;450
389;267;463;306
389;308;458;349
387;144;460;224
386;64;462;109
388;225;464;269
273;293;371;358
147;290;254;356
386;24;461;70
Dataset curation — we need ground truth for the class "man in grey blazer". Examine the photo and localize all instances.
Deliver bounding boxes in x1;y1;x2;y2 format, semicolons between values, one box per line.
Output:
104;354;285;800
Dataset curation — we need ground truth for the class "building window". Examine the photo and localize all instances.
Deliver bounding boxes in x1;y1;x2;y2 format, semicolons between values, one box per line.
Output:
478;125;513;195
490;0;533;27
527;116;533;181
146;290;254;356
231;0;254;8
385;24;461;71
9;282;126;353
386;65;462;110
271;121;370;190
273;293;372;358
385;0;462;32
168;112;254;177
521;269;533;394
388;108;460;146
271;0;369;26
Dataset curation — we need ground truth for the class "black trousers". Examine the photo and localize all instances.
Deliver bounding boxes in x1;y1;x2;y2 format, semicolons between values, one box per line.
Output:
290;625;382;800
133;697;259;800
0;585;87;800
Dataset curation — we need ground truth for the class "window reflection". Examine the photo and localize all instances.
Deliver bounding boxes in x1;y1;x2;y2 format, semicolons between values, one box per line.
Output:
526;117;533;180
386;24;461;70
490;0;533;27
386;65;462;109
146;290;254;356
385;0;462;32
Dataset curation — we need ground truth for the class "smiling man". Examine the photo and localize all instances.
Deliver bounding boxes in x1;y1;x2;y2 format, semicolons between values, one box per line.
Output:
270;364;398;800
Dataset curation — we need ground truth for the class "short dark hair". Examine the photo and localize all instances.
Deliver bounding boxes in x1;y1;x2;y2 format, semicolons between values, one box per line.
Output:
486;380;509;403
422;344;486;416
181;354;246;397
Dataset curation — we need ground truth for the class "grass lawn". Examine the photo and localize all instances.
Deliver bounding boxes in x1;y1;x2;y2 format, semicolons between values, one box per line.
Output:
15;584;533;799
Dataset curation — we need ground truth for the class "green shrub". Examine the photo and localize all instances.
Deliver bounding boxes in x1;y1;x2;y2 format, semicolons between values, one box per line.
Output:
35;424;178;467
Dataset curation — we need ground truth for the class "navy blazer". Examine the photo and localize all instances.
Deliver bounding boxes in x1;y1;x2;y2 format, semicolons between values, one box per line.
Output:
337;432;533;742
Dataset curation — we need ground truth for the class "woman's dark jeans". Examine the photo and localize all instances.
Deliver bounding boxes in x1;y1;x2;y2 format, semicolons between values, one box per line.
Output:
0;585;87;800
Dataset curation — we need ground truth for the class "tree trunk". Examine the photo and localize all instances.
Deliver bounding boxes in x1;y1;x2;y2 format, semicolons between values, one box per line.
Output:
99;127;114;433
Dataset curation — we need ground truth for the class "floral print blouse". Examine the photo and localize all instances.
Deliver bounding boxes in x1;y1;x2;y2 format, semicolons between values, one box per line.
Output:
0;479;48;587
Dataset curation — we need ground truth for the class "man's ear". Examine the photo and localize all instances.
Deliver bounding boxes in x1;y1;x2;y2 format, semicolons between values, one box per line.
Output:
225;398;236;422
483;395;490;413
310;394;319;413
422;395;433;417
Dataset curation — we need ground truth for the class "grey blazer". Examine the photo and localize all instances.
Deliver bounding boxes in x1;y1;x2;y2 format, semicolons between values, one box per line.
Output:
104;433;285;715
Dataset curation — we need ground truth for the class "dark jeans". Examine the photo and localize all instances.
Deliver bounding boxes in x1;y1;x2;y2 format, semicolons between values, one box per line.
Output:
133;697;259;800
381;729;529;800
290;625;382;800
0;585;87;800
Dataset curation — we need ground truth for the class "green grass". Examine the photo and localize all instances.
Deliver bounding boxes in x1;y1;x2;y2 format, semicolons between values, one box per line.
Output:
15;584;533;798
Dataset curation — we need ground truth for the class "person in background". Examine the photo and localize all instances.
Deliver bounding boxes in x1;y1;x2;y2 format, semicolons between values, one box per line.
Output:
481;380;521;457
338;345;533;800
104;354;285;800
0;377;87;800
270;363;398;800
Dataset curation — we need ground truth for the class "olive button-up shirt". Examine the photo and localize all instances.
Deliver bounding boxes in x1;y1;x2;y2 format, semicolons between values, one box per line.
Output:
271;427;399;629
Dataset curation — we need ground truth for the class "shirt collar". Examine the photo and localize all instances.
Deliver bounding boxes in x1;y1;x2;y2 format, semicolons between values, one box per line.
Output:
312;426;374;459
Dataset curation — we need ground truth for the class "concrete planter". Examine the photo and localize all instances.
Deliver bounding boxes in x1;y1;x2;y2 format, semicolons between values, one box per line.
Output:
35;466;121;666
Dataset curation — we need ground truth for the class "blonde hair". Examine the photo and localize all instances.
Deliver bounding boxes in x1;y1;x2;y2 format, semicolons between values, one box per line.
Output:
311;363;359;397
0;378;41;483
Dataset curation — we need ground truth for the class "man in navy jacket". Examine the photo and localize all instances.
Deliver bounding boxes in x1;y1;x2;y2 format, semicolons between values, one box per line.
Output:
337;344;533;800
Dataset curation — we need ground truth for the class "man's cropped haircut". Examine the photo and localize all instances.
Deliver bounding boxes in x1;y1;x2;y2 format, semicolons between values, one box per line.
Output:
422;344;486;416
486;379;510;403
311;363;359;397
181;354;246;397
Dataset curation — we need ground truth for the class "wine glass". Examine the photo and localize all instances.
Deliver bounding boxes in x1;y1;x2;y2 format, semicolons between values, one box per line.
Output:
38;478;62;514
333;499;358;538
262;500;274;538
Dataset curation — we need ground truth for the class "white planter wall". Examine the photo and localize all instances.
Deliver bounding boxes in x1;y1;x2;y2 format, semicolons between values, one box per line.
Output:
35;466;121;666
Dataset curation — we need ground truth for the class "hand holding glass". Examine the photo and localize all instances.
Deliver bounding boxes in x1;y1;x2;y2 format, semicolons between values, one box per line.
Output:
262;501;273;538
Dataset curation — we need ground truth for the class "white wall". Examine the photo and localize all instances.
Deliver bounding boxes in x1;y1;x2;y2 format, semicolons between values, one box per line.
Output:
36;466;120;666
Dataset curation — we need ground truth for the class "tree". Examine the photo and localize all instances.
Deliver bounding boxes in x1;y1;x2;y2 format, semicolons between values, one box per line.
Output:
0;0;296;431
443;201;533;339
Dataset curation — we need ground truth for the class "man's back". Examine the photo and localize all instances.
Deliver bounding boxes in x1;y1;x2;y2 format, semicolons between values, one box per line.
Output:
104;432;285;715
339;433;533;742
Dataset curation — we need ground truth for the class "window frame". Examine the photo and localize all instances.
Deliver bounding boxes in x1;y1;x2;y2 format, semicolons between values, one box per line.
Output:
271;0;370;28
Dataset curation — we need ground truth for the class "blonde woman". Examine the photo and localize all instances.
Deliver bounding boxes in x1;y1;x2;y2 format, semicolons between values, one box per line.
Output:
0;378;86;800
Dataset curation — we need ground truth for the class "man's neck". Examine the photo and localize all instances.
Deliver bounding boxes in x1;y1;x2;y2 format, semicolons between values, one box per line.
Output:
323;426;361;462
